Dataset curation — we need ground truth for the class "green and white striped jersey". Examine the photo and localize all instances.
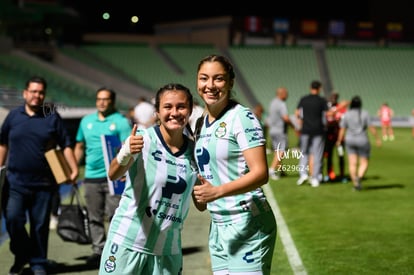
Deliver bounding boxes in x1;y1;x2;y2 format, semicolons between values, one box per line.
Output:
107;125;198;255
195;103;271;225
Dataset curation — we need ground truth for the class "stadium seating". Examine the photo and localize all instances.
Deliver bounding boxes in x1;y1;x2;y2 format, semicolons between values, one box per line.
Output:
325;46;414;116
80;43;169;91
2;44;413;119
228;45;320;114
0;53;96;107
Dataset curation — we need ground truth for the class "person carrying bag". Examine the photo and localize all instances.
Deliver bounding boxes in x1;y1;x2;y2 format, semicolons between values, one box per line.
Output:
57;183;91;244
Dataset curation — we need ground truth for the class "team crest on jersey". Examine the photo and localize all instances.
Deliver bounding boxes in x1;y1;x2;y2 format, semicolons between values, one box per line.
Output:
103;255;116;273
109;123;116;131
215;122;227;138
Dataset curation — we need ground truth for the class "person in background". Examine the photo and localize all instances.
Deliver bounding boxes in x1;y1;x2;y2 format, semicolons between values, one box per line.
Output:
48;189;60;230
267;86;296;180
133;96;157;129
193;54;276;275
337;96;381;191
252;103;266;131
125;106;136;127
377;102;394;141
295;80;328;187
74;87;132;267
252;103;271;154
99;83;203;275
188;98;204;133
0;76;78;275
324;92;348;182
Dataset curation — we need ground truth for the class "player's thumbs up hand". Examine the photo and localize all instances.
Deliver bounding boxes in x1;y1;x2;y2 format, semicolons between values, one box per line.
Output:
130;124;137;136
129;124;144;154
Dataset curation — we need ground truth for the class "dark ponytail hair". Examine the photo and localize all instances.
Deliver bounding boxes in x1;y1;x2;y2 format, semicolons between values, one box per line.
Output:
350;95;363;125
350;96;362;109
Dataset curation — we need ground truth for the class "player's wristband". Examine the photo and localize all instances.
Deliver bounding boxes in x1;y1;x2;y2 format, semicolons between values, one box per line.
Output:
116;136;132;166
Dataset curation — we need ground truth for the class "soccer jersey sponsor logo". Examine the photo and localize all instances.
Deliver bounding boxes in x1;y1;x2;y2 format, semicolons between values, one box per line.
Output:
244;127;262;133
158;212;183;223
151;150;162;161
246;111;255;120
155;199;179;209
162;175;186;199
143;175;187;224
144;206;183;224
242;251;255;263
195;147;210;174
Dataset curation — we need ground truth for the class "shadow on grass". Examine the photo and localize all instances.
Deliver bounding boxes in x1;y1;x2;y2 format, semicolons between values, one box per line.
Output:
49;263;98;274
362;175;405;190
323;175;405;190
20;257;99;274
363;175;381;180
182;246;204;255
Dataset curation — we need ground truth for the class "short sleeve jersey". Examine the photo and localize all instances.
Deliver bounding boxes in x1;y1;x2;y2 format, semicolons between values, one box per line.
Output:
76;111;131;178
194;103;270;225
107;125;198;255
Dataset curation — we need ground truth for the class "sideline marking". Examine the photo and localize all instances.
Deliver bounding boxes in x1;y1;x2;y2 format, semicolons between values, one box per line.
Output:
263;184;308;275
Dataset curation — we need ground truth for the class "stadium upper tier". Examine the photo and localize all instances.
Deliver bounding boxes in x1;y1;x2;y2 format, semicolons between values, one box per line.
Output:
1;43;413;120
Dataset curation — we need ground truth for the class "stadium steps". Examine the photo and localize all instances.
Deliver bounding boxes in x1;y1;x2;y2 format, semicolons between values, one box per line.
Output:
76;43;251;106
59;45;145;89
80;43;172;93
54;46;152;108
0;50;97;108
